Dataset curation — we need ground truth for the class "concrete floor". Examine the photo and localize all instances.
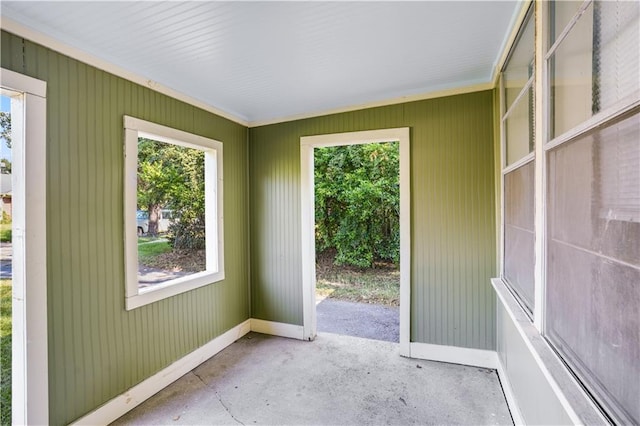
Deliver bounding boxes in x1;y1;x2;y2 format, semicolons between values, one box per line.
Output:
112;332;513;425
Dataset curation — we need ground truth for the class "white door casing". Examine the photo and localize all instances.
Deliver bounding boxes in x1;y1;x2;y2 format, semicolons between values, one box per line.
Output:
300;128;410;355
1;67;48;425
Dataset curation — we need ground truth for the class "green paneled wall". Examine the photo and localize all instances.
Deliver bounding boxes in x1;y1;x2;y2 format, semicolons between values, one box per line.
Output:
1;31;250;425
249;92;497;350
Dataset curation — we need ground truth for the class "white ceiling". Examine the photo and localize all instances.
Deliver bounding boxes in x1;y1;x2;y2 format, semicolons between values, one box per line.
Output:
1;1;521;125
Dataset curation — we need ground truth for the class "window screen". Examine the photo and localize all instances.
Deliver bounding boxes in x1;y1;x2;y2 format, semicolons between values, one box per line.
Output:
546;111;640;425
501;7;536;313
504;161;535;311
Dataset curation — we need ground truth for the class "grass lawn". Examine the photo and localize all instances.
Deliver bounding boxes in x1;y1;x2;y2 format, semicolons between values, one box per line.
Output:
316;250;399;306
0;279;11;425
137;238;172;265
0;224;10;243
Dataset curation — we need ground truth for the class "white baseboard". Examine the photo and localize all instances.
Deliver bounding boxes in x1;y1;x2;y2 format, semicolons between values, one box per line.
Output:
496;360;525;425
71;319;252;426
250;318;305;340
409;342;499;369
70;320;501;425
70;318;306;425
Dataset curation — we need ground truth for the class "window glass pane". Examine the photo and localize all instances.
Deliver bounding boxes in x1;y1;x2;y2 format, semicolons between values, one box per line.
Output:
505;86;534;165
137;138;207;289
549;1;583;44
546;112;640;425
503;12;534;110
593;1;640;110
504;161;535;311
549;2;594;138
550;1;640;138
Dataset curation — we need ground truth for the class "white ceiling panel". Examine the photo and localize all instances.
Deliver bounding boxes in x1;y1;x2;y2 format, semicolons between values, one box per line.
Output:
1;1;521;124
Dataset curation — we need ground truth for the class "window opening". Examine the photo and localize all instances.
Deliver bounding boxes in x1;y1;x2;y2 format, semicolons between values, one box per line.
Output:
543;1;640;423
124;117;224;310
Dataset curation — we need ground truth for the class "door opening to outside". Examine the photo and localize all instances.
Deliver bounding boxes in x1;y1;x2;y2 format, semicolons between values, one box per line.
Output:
314;142;400;343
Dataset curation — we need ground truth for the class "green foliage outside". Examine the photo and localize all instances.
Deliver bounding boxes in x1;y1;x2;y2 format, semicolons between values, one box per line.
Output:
0;225;10;243
315;142;400;268
137;138;205;250
0;112;10;149
0;280;11;425
0;109;11;176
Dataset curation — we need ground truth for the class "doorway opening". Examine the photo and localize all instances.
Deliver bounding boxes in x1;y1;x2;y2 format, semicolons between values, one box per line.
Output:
0;93;13;425
1;69;48;425
313;142;400;342
300;128;410;354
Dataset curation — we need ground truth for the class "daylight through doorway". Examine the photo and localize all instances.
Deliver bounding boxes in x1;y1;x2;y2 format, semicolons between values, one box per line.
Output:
0;69;49;425
314;142;400;343
0;94;13;425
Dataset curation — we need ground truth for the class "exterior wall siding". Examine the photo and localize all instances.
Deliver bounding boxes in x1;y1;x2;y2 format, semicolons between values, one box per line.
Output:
249;91;497;350
1;30;250;425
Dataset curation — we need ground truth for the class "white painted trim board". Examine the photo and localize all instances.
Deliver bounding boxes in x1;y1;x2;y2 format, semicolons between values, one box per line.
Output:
1;68;49;426
300;128;411;356
496;360;526;425
409;342;499;370
250;319;305;340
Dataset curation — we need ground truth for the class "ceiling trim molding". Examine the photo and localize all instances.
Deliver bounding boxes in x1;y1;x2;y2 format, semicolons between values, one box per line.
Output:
249;81;495;128
491;0;533;86
2;12;515;130
0;17;251;127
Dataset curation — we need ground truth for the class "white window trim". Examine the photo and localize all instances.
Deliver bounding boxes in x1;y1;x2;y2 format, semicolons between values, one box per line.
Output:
498;0;640;422
123;116;224;310
299;128;410;355
1;68;49;425
499;4;537;317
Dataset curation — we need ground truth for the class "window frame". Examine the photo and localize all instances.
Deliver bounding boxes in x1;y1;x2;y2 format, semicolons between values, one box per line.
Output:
123;116;224;310
500;0;640;422
541;1;640;423
499;4;536;316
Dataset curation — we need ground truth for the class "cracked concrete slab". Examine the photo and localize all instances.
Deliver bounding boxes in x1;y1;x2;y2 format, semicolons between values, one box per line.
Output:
112;332;513;425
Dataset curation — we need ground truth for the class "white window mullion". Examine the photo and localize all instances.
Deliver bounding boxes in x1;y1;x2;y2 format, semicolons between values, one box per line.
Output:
545;0;593;61
533;0;549;332
499;75;506;275
502;76;535;122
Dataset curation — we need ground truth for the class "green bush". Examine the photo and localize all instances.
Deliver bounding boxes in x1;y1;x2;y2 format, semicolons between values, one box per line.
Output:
315;142;399;268
0;212;10;225
0;226;10;243
1;281;12;425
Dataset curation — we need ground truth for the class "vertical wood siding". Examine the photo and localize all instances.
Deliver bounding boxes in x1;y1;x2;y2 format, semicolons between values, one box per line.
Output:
249;93;497;350
1;31;250;425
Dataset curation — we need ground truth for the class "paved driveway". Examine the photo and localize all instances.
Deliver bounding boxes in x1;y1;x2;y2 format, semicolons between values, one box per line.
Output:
316;298;399;342
1;242;11;279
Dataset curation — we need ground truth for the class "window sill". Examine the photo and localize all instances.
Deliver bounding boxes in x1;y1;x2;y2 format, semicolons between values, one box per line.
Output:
126;270;224;310
491;278;608;425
